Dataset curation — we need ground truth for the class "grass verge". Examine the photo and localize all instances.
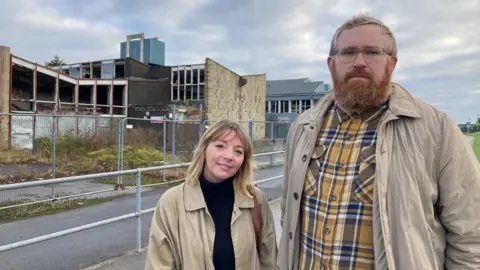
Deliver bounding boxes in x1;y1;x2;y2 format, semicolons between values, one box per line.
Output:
94;174;185;188
471;132;480;161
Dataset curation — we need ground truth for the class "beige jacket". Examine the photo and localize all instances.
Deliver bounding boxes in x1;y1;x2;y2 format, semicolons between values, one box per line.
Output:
278;84;480;270
145;181;278;270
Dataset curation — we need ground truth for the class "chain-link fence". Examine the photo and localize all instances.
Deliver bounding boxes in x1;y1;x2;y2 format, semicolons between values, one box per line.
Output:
1;112;291;207
0;112;122;205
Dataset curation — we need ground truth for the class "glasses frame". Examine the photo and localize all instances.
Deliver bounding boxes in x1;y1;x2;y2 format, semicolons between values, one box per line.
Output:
333;46;392;63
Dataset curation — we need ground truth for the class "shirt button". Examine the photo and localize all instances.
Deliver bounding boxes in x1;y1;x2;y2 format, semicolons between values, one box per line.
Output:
324;228;331;235
302;155;307;161
329;195;336;201
293;192;299;200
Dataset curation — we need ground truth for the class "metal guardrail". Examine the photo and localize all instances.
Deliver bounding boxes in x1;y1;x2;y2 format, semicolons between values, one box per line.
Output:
0;151;285;253
0;150;286;210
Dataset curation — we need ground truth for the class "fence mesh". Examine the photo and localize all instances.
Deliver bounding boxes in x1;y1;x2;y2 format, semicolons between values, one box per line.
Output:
1;113;290;207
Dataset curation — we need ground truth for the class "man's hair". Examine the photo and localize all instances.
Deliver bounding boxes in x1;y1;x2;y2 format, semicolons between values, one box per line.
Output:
329;13;398;57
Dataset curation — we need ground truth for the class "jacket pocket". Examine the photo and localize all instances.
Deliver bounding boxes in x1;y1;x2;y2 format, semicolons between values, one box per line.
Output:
303;144;328;196
353;145;376;205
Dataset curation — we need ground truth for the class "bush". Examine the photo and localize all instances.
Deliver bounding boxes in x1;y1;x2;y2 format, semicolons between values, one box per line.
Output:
3;127;185;183
87;146;164;169
123;147;164;168
35;132;89;158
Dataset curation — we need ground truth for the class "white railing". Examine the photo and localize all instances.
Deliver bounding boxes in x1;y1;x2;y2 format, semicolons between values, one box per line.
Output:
0;151;285;253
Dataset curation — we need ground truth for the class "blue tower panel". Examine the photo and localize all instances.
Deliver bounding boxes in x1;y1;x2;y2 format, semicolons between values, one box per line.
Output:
120;38;166;65
150;39;165;65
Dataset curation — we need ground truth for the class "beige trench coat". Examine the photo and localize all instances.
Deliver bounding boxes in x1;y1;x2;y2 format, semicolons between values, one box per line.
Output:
145;181;278;270
278;84;480;270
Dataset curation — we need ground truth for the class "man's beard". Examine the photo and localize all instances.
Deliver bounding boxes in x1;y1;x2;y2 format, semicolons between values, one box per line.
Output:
331;63;392;112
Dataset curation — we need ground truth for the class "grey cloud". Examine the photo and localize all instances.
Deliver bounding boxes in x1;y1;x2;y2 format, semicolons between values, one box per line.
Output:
0;0;124;63
0;0;478;123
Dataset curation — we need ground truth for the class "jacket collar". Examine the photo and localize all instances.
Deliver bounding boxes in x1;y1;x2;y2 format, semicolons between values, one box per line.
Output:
299;82;420;125
183;180;254;212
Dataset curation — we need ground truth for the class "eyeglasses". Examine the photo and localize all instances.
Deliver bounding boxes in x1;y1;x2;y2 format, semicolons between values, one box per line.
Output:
334;46;391;63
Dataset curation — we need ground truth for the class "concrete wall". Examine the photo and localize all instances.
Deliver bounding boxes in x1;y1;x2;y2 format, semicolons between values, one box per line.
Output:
0;46;10;149
124;58;170;80
127;79;171;119
204;58;266;140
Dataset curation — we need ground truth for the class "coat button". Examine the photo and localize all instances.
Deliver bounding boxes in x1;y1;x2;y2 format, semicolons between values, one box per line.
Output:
293;192;299;200
289;232;293;239
302;155;307;161
310;125;314;129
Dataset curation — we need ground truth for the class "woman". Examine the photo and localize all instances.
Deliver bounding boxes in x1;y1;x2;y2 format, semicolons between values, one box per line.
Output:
145;120;278;270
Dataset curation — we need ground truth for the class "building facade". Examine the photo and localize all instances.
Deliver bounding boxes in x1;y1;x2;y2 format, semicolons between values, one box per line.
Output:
265;78;331;138
169;58;266;140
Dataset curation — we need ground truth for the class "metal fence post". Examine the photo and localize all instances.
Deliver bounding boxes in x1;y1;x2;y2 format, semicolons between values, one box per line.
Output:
270;122;275;165
135;170;142;252
198;103;204;138
32;114;37;155
172;105;176;164
116;118;125;187
51;113;57;200
162;122;166;182
249;120;253;144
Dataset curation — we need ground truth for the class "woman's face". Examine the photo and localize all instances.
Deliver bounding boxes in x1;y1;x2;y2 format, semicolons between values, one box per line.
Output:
203;130;245;182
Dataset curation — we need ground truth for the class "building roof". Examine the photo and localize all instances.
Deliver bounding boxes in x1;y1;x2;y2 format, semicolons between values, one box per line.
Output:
266;78;324;96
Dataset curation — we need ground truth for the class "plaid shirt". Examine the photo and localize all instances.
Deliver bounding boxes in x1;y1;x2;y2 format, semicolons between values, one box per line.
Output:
298;101;388;269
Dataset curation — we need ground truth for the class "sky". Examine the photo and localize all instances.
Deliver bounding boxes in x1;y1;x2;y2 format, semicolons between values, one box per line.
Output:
0;0;478;124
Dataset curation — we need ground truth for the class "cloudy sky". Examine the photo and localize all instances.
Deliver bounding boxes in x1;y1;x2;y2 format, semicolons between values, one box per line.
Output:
1;0;478;124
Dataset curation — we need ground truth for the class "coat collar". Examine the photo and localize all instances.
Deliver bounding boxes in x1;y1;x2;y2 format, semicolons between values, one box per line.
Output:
183;180;254;212
299;82;421;126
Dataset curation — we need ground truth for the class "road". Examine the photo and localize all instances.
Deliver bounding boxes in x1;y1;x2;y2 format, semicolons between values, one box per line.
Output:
0;154;285;203
466;135;474;148
0;165;284;270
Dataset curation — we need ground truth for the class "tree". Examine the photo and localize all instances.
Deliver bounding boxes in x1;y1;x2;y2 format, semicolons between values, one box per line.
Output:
45;55;66;67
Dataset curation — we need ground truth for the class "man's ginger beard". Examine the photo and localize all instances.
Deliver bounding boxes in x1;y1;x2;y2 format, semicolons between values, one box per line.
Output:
331;61;392;112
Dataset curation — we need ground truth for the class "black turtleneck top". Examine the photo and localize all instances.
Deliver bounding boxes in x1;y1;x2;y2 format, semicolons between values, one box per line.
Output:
199;174;236;270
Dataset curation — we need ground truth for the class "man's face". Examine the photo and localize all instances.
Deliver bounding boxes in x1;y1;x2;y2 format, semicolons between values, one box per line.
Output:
327;24;397;111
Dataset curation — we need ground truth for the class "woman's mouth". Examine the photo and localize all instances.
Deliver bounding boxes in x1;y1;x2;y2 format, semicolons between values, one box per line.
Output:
218;164;232;170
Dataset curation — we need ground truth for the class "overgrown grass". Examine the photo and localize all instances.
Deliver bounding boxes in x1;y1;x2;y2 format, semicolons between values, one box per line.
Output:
0;196;121;223
0;149;50;164
1;129;190;185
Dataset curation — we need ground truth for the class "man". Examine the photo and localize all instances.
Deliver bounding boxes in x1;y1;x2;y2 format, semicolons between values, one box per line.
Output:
277;13;480;270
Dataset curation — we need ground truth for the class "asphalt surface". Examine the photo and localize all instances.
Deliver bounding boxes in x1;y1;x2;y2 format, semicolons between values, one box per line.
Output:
0;165;284;270
0;164;52;176
0;154;284;203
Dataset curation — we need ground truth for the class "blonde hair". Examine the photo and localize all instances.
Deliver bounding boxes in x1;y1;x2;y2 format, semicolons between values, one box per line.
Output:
185;119;255;197
329;13;397;57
